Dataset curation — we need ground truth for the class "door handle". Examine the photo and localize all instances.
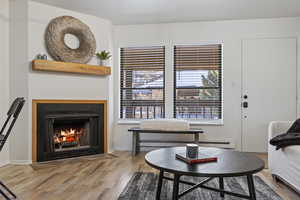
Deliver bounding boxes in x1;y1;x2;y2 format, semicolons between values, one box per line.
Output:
243;102;248;108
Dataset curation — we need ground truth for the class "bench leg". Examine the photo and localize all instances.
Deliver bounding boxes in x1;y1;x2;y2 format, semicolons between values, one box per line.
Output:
132;132;137;156
136;132;140;154
194;133;200;145
132;131;140;156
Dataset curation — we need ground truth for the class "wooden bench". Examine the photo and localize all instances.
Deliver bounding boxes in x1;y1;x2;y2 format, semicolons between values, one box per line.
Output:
128;127;204;155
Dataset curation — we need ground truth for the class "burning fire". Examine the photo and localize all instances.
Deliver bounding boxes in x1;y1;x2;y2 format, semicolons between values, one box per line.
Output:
54;128;84;144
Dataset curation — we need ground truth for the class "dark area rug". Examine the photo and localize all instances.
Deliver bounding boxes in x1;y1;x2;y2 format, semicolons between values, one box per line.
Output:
118;172;283;200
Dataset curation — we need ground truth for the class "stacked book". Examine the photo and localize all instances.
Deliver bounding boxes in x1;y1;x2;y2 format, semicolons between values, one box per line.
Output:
175;151;218;164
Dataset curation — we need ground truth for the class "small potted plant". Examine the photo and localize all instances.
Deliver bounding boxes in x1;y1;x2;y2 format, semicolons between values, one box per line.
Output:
96;50;112;66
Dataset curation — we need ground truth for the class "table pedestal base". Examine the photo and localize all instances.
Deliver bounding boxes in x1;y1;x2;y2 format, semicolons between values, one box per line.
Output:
156;170;257;200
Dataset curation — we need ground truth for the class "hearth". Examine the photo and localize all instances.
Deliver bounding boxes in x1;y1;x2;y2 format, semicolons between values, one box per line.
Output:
34;101;106;162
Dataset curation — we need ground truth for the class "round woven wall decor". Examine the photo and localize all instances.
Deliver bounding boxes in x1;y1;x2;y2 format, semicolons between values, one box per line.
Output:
45;16;96;64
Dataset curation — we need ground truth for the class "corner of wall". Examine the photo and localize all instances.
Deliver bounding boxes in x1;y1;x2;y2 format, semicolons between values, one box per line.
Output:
0;0;10;166
9;0;30;162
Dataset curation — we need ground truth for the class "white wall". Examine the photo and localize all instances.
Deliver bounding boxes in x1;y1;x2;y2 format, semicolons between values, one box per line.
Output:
0;1;114;164
113;17;300;152
28;2;113;99
0;0;10;166
18;2;114;163
9;0;29;164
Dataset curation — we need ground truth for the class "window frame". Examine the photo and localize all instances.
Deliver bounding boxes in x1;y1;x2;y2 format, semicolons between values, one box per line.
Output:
119;46;166;120
118;43;224;125
173;44;223;121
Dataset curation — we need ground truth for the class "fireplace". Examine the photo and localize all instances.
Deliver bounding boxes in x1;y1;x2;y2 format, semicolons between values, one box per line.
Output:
33;100;107;162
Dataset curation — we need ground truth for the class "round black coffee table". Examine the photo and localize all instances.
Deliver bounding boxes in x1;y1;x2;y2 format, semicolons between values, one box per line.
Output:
145;147;264;200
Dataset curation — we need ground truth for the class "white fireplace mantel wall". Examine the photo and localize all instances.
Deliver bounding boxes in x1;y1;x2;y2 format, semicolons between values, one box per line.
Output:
27;2;114;163
0;1;114;164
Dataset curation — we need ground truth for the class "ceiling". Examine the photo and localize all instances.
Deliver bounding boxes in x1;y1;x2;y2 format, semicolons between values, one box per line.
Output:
32;0;300;25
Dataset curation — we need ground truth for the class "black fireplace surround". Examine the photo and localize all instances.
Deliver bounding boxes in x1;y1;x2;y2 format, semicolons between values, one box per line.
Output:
37;103;104;162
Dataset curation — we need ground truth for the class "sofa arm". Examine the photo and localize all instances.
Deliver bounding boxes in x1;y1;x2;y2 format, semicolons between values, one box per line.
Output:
268;121;293;140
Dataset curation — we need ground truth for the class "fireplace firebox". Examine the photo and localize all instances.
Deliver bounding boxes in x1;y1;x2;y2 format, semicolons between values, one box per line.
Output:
35;102;105;162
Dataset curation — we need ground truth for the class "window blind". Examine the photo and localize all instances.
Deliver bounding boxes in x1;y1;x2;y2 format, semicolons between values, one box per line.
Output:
174;44;222;119
120;46;165;119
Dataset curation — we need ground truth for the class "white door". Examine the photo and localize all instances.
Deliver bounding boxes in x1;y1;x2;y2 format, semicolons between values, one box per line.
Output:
242;38;297;152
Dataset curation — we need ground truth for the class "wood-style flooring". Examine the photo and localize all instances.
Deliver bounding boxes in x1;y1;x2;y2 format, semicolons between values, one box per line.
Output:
0;152;298;200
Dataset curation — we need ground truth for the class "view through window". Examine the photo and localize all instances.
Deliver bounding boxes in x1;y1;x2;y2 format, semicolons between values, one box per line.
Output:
120;46;165;119
174;44;222;119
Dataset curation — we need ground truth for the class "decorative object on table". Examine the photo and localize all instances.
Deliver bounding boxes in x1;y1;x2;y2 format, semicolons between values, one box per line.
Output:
186;143;199;158
96;50;111;66
176;145;217;164
45;16;96;64
118;172;283;200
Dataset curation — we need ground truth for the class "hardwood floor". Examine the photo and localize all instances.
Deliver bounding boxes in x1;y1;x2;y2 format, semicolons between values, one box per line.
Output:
0;152;298;200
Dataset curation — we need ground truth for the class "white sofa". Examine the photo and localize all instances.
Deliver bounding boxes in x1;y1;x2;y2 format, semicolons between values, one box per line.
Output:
268;121;300;193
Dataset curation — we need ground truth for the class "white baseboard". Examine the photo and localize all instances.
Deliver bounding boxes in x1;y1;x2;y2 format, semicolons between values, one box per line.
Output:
199;141;236;149
114;141;236;152
114;147;131;151
10;160;32;165
0;160;10;167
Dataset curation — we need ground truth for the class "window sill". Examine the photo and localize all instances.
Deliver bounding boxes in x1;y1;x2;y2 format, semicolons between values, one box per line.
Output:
117;119;224;126
188;119;224;126
117;120;141;125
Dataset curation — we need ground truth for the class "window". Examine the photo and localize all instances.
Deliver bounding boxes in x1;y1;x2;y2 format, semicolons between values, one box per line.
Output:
174;44;222;120
120;46;165;119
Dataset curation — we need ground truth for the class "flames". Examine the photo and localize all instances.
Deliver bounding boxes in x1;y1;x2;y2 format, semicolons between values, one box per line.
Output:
54;128;84;144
